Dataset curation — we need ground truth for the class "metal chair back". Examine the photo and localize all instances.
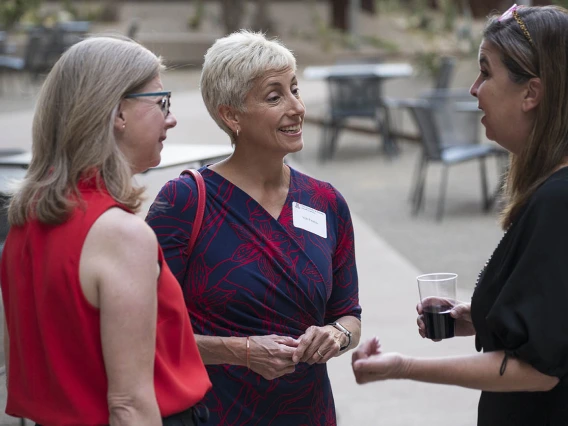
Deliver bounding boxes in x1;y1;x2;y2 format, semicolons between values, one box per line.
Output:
327;75;383;119
407;100;444;161
421;88;479;146
23;28;48;74
434;56;456;90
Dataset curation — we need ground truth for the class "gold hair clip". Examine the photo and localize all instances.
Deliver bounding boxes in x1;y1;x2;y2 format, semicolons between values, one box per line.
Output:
499;4;535;48
512;9;535;47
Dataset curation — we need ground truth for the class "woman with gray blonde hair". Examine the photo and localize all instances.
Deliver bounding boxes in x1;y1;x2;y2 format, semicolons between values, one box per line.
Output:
1;36;211;425
147;30;361;425
353;5;568;425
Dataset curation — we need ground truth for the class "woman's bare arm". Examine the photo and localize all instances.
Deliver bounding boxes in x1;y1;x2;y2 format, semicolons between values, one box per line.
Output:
81;208;161;426
352;339;559;392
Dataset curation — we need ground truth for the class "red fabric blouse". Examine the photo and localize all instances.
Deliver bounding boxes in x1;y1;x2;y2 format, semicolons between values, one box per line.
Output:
0;180;211;425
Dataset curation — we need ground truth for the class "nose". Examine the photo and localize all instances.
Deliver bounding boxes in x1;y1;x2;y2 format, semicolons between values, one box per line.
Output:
166;111;177;129
470;76;480;98
289;94;306;117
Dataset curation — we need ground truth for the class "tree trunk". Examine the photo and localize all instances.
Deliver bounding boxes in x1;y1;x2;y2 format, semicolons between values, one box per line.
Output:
251;0;274;33
361;0;375;14
221;0;245;35
331;0;349;31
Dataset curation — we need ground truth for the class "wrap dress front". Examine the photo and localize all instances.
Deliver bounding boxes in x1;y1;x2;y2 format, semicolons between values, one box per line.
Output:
147;166;361;426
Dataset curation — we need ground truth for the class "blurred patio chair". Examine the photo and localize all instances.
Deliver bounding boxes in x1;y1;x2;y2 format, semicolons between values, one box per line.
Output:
126;19;140;40
0;27;52;93
432;56;457;90
421;87;480;146
0;22;89;93
319;74;395;161
43;21;90;69
0;149;24;252
385;56;457;142
405;98;501;221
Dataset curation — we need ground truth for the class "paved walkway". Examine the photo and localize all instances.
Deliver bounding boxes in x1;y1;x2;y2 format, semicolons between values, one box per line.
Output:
0;70;484;425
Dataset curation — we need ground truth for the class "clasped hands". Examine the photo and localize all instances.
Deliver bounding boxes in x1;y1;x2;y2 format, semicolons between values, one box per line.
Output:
248;325;346;380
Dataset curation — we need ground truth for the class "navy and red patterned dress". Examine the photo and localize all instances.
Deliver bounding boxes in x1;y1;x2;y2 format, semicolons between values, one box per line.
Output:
147;165;361;426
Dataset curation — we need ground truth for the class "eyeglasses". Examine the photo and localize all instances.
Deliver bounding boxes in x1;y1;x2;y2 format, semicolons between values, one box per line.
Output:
124;91;171;117
498;4;535;48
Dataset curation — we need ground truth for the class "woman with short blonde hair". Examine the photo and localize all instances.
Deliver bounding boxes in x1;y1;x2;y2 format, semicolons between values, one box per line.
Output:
147;30;362;425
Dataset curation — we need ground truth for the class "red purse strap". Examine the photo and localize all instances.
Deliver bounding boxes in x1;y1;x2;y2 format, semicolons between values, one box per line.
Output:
181;169;206;257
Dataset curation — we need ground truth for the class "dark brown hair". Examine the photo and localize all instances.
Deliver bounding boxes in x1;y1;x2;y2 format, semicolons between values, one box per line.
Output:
484;6;568;228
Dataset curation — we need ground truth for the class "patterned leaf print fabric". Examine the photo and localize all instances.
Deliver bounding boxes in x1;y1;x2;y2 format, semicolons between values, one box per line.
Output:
146;166;361;425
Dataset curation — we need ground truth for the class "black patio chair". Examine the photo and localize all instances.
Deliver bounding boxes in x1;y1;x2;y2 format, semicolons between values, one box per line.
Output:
433;56;457;90
319;74;395;161
405;99;501;221
42;21;90;69
0;27;52;92
385;56;457;143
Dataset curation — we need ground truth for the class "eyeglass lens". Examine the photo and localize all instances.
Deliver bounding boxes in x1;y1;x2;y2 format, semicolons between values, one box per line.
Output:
161;95;171;116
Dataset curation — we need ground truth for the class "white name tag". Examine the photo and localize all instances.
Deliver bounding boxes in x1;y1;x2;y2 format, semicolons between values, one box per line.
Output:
292;202;327;238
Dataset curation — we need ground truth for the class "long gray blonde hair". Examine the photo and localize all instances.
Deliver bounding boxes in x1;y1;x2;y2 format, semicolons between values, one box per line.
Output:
9;35;163;226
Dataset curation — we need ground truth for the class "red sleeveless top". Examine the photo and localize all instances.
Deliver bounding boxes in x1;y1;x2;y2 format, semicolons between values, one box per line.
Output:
0;180;211;425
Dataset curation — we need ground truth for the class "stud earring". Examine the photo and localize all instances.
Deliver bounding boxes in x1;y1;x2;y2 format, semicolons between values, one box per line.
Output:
122;123;126;129
236;128;239;137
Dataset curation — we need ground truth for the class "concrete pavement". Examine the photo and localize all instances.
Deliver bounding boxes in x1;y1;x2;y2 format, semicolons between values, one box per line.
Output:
0;71;482;425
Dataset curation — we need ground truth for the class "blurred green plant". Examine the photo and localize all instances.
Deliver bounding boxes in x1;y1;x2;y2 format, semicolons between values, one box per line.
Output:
188;0;205;30
415;50;443;79
0;0;41;30
440;0;457;32
359;34;399;53
61;0;119;23
552;0;568;7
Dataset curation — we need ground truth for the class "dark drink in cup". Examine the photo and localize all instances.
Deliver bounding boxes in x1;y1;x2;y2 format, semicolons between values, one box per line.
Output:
423;304;455;339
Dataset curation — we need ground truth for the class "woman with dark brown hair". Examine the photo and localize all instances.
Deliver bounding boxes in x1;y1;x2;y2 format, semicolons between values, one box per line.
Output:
352;5;568;425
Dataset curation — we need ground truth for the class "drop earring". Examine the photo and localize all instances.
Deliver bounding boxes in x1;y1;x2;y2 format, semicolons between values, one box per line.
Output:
236;128;239;137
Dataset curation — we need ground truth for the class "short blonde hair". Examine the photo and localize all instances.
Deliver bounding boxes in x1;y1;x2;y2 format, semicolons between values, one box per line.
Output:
9;35;163;226
200;30;296;143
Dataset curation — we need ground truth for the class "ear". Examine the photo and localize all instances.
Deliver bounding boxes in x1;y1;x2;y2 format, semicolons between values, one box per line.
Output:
218;105;240;133
522;77;542;113
114;100;127;132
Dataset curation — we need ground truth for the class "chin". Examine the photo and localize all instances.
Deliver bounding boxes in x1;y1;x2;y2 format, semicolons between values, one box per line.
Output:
288;139;304;154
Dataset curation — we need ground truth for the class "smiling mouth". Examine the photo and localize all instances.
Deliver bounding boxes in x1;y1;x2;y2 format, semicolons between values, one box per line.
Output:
279;124;301;133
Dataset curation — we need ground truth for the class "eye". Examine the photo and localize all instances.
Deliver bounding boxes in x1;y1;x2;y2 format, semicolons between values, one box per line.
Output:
292;86;300;97
267;94;280;102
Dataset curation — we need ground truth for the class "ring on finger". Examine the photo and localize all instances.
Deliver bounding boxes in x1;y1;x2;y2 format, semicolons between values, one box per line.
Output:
317;349;324;357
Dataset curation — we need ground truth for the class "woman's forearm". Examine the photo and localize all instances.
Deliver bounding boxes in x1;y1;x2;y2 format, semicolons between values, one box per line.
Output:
108;387;161;426
195;334;247;366
401;351;558;392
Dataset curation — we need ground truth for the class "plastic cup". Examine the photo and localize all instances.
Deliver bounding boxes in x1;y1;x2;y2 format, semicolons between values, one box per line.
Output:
417;273;458;339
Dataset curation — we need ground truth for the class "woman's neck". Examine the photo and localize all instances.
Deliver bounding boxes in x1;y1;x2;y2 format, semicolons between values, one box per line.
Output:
210;148;289;189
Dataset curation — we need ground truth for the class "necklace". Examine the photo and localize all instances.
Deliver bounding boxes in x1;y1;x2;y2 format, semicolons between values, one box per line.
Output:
475;224;512;288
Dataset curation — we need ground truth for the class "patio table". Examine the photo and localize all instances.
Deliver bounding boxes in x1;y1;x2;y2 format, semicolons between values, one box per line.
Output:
302;63;414;159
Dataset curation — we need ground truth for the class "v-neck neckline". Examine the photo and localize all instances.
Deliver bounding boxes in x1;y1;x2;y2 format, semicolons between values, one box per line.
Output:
204;166;294;222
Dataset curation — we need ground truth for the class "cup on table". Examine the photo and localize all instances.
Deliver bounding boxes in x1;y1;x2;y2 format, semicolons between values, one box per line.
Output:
417;273;458;339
